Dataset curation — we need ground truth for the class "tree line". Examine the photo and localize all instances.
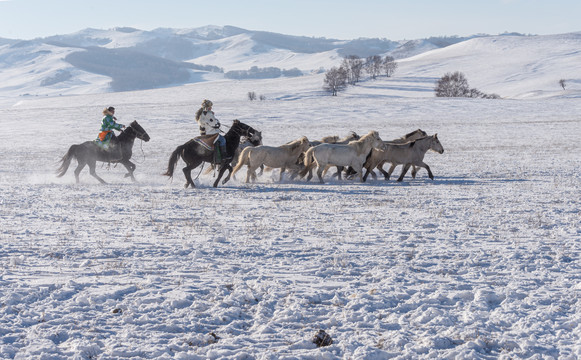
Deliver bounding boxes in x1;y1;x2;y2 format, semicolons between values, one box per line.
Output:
324;55;398;96
324;56;505;99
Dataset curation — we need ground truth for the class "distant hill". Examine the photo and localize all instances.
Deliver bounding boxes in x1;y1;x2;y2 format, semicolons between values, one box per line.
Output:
0;25;477;97
0;26;579;99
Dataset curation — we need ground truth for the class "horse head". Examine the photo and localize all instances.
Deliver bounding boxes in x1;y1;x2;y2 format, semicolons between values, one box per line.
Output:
127;121;151;142
430;134;444;154
248;130;262;146
343;131;360;142
229;119;257;139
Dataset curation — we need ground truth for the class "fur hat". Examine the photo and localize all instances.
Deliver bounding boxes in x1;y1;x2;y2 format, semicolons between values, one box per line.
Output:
201;99;213;110
103;106;115;116
196;100;214;121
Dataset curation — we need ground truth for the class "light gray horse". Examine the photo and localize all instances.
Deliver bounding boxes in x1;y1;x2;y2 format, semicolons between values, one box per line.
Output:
300;131;360;180
359;128;427;181
363;134;444;182
232;136;310;183
301;131;384;183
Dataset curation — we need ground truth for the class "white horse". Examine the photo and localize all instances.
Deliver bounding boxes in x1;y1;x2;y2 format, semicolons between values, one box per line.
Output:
232;136;310;183
301;130;384;183
364;134;444;182
359;128;428;181
299;131;360;180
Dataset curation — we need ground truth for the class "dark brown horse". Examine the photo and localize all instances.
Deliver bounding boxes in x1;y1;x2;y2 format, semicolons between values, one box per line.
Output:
163;120;258;188
56;121;150;183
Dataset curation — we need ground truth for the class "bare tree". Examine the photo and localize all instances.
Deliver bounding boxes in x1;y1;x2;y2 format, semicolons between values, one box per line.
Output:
435;71;470;97
559;79;566;90
364;55;383;80
323;66;348;96
435;71;500;98
342;55;364;85
248;91;257;101
383;56;398;77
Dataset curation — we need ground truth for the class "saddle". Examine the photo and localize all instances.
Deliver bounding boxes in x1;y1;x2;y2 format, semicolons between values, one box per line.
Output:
193;133;220;151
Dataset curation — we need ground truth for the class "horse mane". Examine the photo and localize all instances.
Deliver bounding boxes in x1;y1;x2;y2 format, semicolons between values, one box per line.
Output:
407;135;434;148
349;131;379;155
351;130;378;144
403;129;425;139
338;131;359;143
281;136;308;151
320;135;339;143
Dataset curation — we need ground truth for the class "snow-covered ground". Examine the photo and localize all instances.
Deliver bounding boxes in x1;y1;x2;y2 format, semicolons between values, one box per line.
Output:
0;72;579;359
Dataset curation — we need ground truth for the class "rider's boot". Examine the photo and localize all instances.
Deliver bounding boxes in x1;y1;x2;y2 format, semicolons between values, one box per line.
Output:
220;144;231;161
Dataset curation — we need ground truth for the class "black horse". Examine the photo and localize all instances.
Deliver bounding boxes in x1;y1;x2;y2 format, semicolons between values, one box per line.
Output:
57;121;150;183
164;120;257;188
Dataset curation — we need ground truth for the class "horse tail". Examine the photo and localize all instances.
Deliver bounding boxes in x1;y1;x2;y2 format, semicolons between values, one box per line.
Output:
298;147;315;178
56;145;79;177
163;144;185;178
231;146;251;176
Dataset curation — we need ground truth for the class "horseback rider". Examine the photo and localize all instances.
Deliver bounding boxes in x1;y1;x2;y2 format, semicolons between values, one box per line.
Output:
195;99;230;163
95;106;125;161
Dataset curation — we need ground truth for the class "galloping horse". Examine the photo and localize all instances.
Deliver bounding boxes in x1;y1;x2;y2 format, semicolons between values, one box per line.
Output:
356;128;428;181
232;136;311;183
164;120;257;188
56;121;150;183
364;134;444;182
300;130;384;183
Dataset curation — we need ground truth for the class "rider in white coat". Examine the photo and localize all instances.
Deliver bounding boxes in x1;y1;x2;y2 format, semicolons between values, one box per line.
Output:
195;99;230;162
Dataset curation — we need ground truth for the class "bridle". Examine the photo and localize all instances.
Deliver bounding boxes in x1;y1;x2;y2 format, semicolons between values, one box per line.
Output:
120;124;148;164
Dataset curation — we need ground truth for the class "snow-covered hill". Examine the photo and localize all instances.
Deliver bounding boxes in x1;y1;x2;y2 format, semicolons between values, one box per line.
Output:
0;26;484;98
396;32;581;99
0;26;580;99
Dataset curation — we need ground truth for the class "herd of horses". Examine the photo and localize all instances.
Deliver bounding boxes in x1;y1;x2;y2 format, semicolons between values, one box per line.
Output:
56;113;444;188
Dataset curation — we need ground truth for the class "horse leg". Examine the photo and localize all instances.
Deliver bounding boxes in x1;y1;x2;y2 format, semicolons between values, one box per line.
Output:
306;167;313;182
88;161;107;184
182;165;196;188
214;164;232;187
411;165;419;179
397;164;412;182
335;166;344;180
418;162;433;180
316;166;325;183
362;165;372;182
121;160;137;181
221;165;234;185
279;168;286;182
385;163;397;181
351;165;364;182
73;161;86;183
245;166;257;183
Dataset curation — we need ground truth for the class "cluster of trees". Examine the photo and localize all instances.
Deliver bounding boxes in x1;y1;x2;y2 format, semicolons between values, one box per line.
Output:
225;66;302;80
324;55;398;96
434;72;500;99
247;91;266;101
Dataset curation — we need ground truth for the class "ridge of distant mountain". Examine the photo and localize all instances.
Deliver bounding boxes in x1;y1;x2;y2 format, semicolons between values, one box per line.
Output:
2;25;567;98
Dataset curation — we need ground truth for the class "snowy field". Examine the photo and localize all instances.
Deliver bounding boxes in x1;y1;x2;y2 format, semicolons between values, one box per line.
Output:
0;74;580;359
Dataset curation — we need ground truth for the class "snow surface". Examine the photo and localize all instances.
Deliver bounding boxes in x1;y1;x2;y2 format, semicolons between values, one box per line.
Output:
0;34;580;360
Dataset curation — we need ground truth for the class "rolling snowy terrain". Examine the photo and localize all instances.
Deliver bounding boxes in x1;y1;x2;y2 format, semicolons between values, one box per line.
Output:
0;30;580;359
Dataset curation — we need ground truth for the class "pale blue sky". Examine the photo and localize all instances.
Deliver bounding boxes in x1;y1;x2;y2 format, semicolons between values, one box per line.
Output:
0;0;579;40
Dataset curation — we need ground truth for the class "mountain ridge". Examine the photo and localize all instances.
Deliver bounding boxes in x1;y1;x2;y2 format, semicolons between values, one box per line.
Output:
0;25;578;99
